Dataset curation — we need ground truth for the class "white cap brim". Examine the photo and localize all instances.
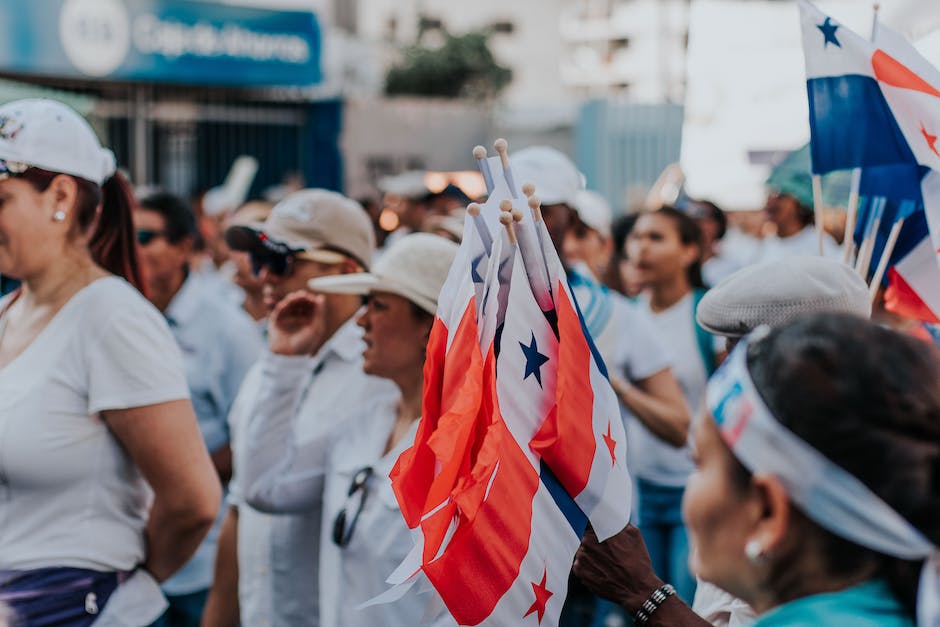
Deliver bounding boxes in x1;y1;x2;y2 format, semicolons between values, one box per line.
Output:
308;273;438;315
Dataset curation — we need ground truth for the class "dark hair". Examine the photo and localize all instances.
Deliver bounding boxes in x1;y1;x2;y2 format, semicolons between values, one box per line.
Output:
653;206;706;289
745;313;940;613
137;191;197;244
689;200;727;240
20;168;144;293
601;213;639;295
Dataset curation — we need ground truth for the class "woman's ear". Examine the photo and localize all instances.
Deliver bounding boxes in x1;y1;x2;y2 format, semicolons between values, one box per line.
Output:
679;241;701;269
747;473;791;557
47;174;79;219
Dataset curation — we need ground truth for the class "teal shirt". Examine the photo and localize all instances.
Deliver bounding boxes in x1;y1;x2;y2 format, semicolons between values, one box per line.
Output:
755;580;913;627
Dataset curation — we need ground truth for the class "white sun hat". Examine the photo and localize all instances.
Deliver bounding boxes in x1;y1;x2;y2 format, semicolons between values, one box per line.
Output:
308;233;458;315
0;98;116;186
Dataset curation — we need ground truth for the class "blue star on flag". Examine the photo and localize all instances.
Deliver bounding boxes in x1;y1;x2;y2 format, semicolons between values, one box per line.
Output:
471;253;485;284
817;17;841;48
519;332;550;387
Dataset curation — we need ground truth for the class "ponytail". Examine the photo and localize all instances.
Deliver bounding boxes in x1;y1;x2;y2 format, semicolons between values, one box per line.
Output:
90;172;145;294
20;168;146;295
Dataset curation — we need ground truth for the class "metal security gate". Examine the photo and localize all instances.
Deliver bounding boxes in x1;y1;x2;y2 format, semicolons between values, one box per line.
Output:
0;75;342;199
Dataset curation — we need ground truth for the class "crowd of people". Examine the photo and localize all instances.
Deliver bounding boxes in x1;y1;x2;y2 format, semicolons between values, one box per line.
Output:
0;97;937;627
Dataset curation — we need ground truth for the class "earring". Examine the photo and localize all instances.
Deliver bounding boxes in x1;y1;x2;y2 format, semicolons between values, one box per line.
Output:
745;540;765;563
53;211;66;222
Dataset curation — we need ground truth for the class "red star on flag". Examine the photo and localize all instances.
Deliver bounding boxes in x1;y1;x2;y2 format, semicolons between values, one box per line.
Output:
922;123;940;158
602;420;617;466
523;568;553;623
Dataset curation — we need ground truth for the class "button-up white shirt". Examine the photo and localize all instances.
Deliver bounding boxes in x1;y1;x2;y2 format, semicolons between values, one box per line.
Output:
230;317;398;626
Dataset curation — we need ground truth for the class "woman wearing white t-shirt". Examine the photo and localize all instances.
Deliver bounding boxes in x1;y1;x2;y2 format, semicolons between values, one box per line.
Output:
0;99;220;625
626;207;724;605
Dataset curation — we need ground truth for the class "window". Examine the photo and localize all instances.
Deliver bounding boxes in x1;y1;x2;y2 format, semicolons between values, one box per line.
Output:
491;21;515;34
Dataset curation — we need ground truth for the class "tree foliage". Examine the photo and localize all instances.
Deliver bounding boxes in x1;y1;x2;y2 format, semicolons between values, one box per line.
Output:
385;31;512;100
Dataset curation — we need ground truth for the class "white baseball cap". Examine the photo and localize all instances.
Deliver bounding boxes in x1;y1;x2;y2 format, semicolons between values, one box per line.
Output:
377;171;429;199
308;233;458;315
511;146;585;206
570;189;612;239
0;98;116;186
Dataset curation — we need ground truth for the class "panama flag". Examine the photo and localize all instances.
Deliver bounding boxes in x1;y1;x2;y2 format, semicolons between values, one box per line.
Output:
420;220;588;626
390;206;500;563
527;206;632;541
798;0;916;174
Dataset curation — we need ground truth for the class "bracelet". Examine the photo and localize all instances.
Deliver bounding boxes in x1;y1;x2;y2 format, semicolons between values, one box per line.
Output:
634;583;676;625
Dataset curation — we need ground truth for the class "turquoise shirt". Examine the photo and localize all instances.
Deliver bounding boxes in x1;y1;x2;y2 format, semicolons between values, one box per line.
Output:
755;580;913;627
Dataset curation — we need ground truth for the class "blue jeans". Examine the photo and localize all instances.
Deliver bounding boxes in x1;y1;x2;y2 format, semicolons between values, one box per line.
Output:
636;479;696;603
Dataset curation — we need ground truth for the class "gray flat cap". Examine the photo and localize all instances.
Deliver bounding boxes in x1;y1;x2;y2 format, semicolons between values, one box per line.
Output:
696;256;871;338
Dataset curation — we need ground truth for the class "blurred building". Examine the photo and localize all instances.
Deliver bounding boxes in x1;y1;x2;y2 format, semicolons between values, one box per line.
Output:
560;0;691;104
0;0;341;199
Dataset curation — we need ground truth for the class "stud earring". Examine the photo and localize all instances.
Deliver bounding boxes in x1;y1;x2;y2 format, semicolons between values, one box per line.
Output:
745;540;766;563
53;211;66;222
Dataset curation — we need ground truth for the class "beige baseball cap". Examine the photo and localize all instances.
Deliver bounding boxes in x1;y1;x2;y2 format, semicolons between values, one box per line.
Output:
308;233;458;315
226;188;375;270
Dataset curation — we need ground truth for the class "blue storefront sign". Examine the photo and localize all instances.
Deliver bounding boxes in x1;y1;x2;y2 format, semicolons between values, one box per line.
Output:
0;0;321;87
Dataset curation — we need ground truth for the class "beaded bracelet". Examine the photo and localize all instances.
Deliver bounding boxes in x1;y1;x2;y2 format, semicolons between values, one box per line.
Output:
634;583;676;625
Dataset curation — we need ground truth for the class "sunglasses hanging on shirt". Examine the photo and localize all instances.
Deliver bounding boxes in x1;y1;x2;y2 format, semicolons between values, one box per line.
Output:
332;466;374;547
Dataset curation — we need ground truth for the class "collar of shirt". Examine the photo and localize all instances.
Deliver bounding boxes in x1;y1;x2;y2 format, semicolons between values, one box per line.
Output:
165;273;204;328
310;312;366;372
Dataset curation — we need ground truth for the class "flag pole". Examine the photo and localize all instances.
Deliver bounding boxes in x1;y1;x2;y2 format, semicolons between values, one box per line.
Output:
473;145;495;196
467;202;494;254
842;168;862;264
812;174;826;255
855;197;886;278
499;210;518;245
869;216;904;302
494;138;518;198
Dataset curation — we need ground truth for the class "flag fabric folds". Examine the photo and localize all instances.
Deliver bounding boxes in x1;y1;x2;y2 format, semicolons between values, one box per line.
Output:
800;1;940;321
387;157;632;626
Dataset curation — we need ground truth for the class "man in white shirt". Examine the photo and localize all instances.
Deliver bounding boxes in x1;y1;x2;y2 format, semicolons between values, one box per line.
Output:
201;189;396;627
133;191;262;627
757;169;839;263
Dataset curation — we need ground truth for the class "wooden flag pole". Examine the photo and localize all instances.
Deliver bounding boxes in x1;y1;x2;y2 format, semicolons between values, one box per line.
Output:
473;145;495;196
842;168;862;264
869;216;904;302
494;138;518;198
467;202;494;253
855;197;886;278
812;174;825;256
499;211;518;245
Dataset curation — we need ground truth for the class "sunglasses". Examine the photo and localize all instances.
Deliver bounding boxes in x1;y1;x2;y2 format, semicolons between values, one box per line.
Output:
136;229;169;246
332;466;373;547
249;248;295;277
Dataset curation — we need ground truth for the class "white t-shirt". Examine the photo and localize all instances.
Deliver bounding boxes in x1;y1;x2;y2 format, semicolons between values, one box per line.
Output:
0;277;190;572
629;293;717;487
756;225;840;264
693;581;756;627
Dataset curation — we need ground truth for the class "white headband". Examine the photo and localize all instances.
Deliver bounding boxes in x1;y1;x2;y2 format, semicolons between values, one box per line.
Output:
706;330;940;627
